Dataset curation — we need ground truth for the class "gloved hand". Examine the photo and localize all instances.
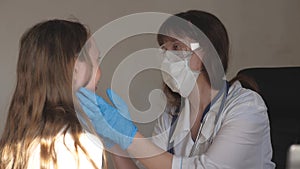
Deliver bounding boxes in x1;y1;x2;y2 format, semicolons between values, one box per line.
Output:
76;108;115;148
76;87;138;150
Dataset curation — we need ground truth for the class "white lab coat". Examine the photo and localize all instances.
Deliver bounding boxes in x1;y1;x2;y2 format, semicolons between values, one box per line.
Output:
151;81;276;169
27;129;103;169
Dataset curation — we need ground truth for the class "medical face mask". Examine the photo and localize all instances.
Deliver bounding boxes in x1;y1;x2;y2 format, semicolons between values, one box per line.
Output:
161;50;201;98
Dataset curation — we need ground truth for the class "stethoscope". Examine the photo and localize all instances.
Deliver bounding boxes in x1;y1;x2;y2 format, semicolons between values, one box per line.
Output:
167;81;230;156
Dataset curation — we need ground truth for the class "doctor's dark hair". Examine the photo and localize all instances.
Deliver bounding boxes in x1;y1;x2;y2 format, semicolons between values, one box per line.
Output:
157;10;229;112
0;19;103;169
157;10;258;113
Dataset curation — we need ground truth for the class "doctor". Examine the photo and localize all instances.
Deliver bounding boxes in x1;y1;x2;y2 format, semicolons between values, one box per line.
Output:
77;10;276;169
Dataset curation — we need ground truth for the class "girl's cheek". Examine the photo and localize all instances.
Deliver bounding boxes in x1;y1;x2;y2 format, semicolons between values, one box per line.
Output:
85;67;101;91
73;61;90;91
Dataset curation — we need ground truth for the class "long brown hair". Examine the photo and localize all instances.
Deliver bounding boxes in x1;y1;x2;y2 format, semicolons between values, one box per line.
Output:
0;19;101;169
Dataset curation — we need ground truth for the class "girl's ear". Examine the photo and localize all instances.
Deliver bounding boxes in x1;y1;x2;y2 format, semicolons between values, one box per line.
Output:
73;61;80;91
73;60;80;82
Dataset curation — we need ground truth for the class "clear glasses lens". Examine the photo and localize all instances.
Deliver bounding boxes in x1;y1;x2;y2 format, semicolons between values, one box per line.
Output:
159;41;200;63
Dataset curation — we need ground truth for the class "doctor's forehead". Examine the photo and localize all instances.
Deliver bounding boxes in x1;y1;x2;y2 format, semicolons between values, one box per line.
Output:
161;37;195;48
161;32;195;43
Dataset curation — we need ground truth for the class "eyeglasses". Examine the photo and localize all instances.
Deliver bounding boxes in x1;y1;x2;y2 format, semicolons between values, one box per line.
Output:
160;41;200;61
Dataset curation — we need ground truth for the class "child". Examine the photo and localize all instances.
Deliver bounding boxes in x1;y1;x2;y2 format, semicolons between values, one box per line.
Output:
0;19;104;169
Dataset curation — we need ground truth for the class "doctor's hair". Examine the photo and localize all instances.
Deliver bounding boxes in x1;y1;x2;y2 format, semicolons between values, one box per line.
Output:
157;10;258;114
158;10;229;89
0;19;104;169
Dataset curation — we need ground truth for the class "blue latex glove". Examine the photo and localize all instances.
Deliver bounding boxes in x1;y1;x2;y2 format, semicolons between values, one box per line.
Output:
76;88;138;150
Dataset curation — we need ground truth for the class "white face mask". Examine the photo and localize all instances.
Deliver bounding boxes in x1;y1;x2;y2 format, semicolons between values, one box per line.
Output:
161;50;201;97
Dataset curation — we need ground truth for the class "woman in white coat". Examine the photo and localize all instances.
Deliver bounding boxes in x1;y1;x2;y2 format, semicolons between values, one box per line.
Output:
77;10;276;169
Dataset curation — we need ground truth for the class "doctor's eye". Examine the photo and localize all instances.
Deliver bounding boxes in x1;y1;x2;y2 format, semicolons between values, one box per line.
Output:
172;41;190;51
172;42;184;51
172;43;179;50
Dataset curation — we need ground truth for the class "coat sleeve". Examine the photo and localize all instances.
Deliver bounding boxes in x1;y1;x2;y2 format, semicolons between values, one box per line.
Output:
151;112;172;151
135;112;172;169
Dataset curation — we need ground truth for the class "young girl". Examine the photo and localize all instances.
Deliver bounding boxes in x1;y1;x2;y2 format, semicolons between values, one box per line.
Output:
0;19;104;169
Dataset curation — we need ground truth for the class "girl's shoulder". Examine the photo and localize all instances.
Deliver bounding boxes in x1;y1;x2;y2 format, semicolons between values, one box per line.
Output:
28;129;103;169
57;130;104;168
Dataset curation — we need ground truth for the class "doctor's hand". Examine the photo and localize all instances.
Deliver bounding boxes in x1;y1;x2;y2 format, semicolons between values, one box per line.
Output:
76;88;138;150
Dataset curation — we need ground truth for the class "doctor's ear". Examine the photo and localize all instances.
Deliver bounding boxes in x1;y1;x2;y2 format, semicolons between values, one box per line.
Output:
193;48;204;60
189;49;205;71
